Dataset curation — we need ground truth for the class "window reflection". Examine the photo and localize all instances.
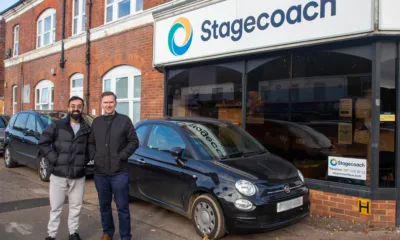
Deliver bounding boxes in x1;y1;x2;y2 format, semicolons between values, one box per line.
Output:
246;47;373;186
167;65;243;126
379;43;396;188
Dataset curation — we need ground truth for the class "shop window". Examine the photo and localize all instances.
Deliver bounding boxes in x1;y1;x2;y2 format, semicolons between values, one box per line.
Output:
105;0;143;23
37;8;56;48
379;43;396;188
73;0;86;35
102;65;141;124
167;64;243;126
35;80;54;110
13;25;19;57
12;85;18;114
70;73;84;98
246;46;373;186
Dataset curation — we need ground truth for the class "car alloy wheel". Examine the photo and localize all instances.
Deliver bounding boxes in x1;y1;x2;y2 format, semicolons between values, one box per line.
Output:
192;194;226;240
39;156;50;182
4;146;17;168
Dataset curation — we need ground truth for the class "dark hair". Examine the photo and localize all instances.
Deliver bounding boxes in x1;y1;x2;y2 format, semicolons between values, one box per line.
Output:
101;91;117;101
68;96;85;106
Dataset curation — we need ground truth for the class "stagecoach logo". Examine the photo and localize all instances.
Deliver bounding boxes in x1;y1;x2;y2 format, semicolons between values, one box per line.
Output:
284;185;290;194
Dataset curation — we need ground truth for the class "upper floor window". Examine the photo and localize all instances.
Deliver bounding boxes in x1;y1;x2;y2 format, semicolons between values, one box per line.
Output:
37;9;56;48
73;0;86;35
13;25;19;57
105;0;143;23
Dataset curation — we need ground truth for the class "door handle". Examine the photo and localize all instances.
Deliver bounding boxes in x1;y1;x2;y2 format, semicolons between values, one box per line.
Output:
135;158;146;164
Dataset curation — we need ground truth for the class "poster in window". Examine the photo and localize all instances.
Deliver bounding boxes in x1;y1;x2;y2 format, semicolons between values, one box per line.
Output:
355;98;371;119
338;123;352;145
339;98;352;118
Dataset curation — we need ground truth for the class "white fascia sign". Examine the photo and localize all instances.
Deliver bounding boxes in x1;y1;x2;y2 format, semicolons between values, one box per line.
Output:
154;0;374;66
379;0;400;30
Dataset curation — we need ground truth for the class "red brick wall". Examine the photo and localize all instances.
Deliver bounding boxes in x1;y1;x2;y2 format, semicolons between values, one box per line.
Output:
4;23;164;120
310;190;396;227
89;24;164;120
0;19;5;98
5;0;63;56
144;0;171;10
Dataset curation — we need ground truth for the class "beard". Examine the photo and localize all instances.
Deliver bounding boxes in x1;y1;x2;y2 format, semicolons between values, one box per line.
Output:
70;110;81;120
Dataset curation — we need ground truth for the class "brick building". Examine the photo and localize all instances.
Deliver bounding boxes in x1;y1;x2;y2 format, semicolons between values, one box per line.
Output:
0;18;5;112
0;0;172;121
1;0;400;230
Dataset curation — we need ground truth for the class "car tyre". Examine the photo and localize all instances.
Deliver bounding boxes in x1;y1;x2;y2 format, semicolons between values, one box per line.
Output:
192;194;226;240
4;146;18;168
38;156;50;182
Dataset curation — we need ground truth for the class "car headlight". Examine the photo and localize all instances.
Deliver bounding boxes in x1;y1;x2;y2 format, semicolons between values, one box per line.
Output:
235;180;256;196
234;199;254;211
88;160;94;165
298;170;305;183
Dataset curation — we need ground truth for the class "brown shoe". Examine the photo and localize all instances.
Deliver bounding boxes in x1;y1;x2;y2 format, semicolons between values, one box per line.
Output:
101;234;112;240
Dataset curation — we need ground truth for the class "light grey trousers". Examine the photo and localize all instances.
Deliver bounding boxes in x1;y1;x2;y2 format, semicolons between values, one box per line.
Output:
48;174;85;237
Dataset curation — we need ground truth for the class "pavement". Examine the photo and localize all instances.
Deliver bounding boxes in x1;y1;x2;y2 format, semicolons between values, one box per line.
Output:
1;159;400;240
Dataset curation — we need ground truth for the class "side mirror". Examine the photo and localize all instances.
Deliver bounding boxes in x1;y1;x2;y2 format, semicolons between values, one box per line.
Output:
171;147;184;166
24;129;35;136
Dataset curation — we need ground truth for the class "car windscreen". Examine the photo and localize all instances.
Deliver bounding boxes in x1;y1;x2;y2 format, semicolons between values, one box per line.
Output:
175;121;266;160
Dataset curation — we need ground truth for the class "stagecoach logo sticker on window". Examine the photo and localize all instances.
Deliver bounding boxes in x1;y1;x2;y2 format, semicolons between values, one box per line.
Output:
328;156;367;180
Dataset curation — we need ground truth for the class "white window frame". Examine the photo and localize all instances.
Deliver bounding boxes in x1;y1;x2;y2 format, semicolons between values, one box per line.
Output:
37;8;56;48
102;65;141;123
13;25;19;57
35;80;54;110
104;0;143;23
72;0;86;35
70;73;84;98
12;85;18;114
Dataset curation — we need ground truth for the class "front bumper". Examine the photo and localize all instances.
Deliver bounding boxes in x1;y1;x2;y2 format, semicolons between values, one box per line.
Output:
223;192;310;233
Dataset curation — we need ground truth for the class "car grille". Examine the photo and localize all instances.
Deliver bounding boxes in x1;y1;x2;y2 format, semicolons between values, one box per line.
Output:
256;204;309;225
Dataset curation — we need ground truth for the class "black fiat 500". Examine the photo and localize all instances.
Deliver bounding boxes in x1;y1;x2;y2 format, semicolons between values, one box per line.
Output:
129;117;310;239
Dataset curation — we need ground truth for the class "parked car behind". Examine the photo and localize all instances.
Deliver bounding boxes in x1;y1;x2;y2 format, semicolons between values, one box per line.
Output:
3;110;94;182
129;117;309;239
0;115;11;153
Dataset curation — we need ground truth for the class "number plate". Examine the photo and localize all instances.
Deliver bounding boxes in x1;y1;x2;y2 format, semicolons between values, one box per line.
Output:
277;196;303;213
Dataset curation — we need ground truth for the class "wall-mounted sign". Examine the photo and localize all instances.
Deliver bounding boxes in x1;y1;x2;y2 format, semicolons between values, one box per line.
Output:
23;85;30;104
154;0;374;65
357;199;371;215
328;156;367;180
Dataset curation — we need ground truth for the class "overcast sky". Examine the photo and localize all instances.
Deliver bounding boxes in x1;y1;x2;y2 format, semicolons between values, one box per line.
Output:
0;0;20;14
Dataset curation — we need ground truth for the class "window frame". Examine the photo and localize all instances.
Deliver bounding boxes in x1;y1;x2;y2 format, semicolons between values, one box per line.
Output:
37;8;56;48
70;73;84;98
104;0;143;24
13;25;19;57
72;0;86;35
35;80;55;110
102;65;141;123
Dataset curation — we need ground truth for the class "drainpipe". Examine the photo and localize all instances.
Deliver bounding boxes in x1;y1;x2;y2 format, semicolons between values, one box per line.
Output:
59;0;66;68
85;0;92;114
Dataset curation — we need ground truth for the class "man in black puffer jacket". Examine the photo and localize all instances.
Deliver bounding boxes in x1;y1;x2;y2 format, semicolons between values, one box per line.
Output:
89;91;138;240
39;96;90;240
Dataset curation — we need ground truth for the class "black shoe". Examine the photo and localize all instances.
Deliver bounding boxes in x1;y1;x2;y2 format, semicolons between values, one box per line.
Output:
45;237;55;240
69;233;81;240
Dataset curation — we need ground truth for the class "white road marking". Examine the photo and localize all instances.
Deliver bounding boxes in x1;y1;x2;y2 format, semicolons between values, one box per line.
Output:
5;222;33;235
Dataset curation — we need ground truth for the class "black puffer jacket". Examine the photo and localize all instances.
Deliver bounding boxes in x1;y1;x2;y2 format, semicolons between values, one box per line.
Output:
88;112;138;176
38;116;91;179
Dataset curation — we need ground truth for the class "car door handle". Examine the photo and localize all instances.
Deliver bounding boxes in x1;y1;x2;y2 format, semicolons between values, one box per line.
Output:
135;158;146;164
